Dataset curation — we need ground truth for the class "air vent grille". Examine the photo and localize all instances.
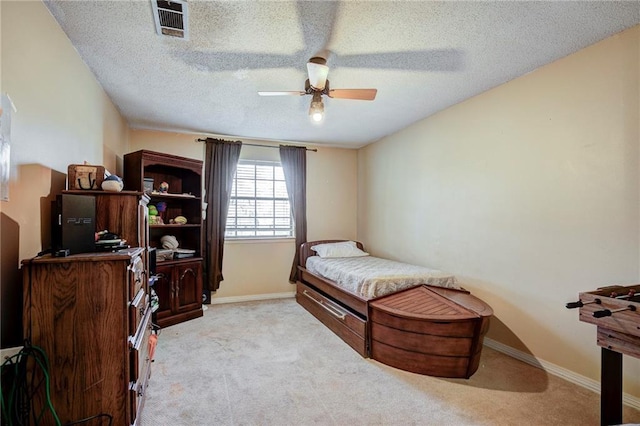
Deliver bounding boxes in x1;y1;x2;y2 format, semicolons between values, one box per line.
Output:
151;0;189;39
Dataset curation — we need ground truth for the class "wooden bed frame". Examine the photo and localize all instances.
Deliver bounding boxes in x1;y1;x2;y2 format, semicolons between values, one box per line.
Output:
295;240;493;378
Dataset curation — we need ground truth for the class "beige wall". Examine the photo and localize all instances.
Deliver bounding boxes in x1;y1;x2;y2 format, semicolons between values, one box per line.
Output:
129;129;358;300
1;0;129;258
358;26;640;397
0;1;129;347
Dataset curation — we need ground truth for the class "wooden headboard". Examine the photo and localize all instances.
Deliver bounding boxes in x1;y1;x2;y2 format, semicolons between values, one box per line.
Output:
299;240;365;267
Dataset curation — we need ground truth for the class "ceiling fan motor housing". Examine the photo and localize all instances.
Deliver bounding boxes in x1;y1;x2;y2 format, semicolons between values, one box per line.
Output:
304;79;330;95
309;56;327;65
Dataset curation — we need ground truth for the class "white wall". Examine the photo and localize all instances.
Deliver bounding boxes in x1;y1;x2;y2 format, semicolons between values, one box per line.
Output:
358;26;639;397
129;130;358;300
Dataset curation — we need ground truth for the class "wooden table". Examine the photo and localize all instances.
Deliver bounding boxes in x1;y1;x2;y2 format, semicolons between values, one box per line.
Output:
568;284;640;425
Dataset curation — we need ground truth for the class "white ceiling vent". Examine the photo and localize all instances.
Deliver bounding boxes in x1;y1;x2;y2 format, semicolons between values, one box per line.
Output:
151;0;189;40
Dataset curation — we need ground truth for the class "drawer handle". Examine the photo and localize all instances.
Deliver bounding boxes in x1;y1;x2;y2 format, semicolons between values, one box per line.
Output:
129;288;145;308
129;309;151;351
302;289;347;320
128;256;144;274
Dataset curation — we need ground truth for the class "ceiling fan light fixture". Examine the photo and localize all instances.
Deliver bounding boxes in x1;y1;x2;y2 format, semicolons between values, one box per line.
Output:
309;92;324;123
259;56;378;123
309;100;324;122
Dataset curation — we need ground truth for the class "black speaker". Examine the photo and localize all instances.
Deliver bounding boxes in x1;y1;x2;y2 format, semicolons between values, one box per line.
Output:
51;194;96;255
148;247;157;275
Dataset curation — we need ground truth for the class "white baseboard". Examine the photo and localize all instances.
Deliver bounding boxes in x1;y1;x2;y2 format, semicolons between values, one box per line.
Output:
210;291;295;305
483;337;640;411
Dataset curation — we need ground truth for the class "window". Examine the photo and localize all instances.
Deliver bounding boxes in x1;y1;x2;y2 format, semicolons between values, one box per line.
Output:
225;160;292;238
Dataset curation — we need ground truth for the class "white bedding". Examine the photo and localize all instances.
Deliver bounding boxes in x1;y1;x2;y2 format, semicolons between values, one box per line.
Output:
305;255;460;299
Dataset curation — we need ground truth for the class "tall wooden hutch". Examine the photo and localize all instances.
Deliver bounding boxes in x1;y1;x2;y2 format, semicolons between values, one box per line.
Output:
124;150;204;328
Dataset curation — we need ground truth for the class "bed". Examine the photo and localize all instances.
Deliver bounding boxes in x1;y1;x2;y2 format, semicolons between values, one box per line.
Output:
295;240;493;378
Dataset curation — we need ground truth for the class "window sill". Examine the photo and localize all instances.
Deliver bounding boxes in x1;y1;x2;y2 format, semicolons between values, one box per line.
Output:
224;237;295;245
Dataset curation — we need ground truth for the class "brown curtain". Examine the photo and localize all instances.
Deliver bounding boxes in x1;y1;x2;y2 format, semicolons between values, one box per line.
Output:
279;145;307;283
203;138;242;303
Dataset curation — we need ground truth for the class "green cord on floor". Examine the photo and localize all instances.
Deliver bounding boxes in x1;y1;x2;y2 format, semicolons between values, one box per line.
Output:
0;342;61;426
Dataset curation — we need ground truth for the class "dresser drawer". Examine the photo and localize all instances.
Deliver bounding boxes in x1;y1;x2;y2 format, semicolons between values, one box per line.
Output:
129;307;152;423
129;288;149;336
296;283;367;356
130;359;151;426
128;255;145;300
129;307;152;353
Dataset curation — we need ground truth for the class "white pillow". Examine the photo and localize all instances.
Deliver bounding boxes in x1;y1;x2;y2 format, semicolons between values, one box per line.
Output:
311;241;369;258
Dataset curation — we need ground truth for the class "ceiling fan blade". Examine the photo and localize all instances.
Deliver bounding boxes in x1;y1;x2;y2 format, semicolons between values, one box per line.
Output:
258;91;305;96
328;89;377;101
337;49;464;72
307;61;329;90
174;51;295;72
297;1;338;60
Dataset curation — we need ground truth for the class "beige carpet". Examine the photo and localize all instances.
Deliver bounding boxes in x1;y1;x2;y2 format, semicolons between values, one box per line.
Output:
139;298;640;425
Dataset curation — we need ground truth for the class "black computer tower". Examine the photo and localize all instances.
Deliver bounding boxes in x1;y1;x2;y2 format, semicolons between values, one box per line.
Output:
51;194;96;255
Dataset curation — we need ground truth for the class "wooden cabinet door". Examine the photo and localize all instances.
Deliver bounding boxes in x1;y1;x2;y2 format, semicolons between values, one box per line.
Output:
155;264;174;321
175;261;202;313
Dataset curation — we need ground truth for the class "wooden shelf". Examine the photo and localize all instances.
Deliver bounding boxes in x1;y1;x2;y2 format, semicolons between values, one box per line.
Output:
156;256;204;266
148;192;199;199
64;189;143;196
150;224;201;229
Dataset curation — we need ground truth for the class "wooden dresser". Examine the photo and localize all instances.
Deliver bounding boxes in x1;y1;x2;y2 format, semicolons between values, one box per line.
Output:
22;248;152;425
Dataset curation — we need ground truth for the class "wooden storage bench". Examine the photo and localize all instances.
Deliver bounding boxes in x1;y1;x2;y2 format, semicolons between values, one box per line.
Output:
369;285;492;378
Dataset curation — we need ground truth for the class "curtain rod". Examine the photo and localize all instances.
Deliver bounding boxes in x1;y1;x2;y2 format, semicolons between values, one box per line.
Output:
195;138;317;152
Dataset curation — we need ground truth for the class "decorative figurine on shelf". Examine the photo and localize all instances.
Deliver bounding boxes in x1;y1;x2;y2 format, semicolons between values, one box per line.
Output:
148;204;163;225
160;235;179;250
158;181;169;193
101;174;124;192
170;215;187;225
156;201;167;220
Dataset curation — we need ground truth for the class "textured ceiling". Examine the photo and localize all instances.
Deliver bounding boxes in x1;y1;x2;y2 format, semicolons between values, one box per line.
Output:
44;1;639;148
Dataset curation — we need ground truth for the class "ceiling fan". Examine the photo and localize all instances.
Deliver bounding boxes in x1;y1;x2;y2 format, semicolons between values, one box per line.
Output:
258;56;377;123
